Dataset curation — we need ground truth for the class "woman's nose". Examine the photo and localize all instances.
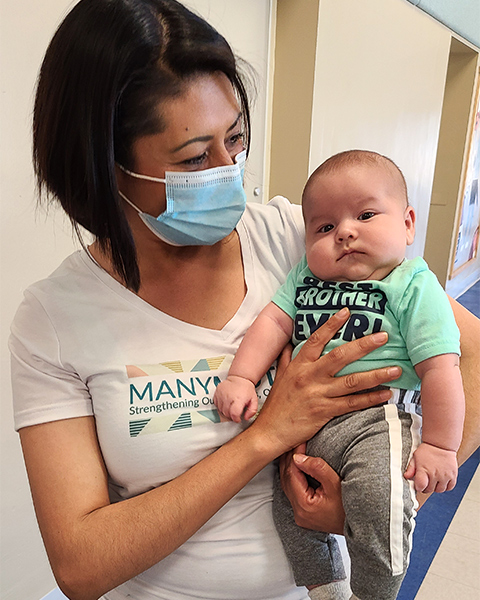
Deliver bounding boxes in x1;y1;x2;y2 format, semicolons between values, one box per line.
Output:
210;146;236;168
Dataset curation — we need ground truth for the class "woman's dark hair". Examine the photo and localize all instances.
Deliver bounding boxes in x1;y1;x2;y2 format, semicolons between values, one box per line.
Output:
33;0;253;290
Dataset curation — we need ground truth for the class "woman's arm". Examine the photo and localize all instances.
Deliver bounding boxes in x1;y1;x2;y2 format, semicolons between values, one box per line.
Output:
20;309;401;600
448;297;480;467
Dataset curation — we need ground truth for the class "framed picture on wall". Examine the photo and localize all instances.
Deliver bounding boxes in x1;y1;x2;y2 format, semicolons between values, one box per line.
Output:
451;68;480;277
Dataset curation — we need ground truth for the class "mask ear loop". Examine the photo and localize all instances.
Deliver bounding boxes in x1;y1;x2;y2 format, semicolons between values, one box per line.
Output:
116;164;168;215
117;189;142;214
116;163;166;184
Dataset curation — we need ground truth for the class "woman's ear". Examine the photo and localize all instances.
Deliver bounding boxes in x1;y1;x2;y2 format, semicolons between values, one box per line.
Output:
405;205;416;246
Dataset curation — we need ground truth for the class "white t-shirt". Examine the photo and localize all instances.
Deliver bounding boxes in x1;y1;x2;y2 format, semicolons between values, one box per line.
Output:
10;197;308;600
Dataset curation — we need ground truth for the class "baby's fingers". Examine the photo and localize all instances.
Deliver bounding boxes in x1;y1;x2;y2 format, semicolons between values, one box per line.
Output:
404;456;416;481
243;397;259;421
445;476;457;492
434;472;457;493
414;469;432;493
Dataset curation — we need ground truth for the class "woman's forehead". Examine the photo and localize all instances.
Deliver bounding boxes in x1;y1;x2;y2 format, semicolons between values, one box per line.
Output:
160;73;240;138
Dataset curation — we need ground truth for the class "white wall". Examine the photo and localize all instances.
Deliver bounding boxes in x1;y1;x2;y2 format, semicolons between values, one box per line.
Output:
308;0;452;260
1;2;81;599
0;2;273;599
268;0;453;260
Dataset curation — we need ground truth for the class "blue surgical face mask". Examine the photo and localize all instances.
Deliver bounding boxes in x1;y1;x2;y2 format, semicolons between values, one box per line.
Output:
117;150;247;246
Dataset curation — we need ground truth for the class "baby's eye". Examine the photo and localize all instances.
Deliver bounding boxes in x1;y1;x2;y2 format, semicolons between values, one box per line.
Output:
319;224;334;233
358;211;375;221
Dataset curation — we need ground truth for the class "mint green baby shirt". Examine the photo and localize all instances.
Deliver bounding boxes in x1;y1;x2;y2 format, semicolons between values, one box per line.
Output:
271;256;460;390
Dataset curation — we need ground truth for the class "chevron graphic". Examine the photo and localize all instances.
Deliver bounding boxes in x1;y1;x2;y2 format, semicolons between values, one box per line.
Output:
126;355;229;378
168;413;193;431
129;419;151;437
160;360;184;373
206;356;227;370
198;409;221;423
191;358;210;372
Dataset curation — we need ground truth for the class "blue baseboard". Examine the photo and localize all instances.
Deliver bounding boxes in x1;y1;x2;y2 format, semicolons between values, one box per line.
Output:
41;588;68;600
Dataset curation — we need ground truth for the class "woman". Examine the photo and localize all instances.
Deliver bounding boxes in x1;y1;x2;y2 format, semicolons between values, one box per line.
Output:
10;1;480;599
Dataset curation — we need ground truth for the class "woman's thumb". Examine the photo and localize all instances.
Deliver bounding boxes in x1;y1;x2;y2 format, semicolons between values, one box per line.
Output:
294;453;330;479
276;343;293;379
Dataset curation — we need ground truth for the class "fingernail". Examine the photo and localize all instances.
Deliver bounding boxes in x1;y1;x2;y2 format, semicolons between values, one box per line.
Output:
293;454;307;464
387;367;402;378
372;332;388;344
337;307;349;317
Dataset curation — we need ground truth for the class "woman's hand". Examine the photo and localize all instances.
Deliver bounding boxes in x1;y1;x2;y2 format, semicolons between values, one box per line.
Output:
253;307;402;456
279;443;345;535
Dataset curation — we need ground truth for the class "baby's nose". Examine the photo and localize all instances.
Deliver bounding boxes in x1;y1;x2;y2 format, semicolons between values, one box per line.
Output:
336;223;357;242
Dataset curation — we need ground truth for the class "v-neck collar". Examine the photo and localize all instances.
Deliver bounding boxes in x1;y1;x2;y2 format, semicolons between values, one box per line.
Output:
80;216;258;342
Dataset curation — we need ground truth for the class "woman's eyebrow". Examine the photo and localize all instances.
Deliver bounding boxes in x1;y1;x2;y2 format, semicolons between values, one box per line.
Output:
172;112;242;153
172;135;212;152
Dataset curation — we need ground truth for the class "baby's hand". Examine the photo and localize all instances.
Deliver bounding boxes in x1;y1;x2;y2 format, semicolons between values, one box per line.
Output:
404;442;458;493
213;375;259;423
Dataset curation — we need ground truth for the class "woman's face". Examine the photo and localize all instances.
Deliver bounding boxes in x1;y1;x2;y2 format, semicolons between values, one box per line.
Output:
117;72;245;220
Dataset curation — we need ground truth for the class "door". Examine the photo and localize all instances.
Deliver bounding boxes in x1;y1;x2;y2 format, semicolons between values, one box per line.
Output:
184;0;274;203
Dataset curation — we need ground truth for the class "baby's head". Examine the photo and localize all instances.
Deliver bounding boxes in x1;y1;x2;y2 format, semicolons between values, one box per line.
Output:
302;150;416;282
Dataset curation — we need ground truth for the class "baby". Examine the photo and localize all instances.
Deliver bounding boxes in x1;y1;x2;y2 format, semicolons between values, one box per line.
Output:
214;150;465;600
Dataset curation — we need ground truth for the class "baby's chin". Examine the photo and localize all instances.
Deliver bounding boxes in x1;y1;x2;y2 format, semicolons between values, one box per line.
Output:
313;265;396;283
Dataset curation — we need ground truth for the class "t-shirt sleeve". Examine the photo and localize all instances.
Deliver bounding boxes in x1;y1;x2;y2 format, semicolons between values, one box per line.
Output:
271;256;307;320
397;264;460;366
9;289;93;431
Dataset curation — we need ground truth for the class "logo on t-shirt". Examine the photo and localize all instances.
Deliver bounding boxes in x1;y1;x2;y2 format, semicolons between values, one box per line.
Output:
294;278;387;345
125;355;275;437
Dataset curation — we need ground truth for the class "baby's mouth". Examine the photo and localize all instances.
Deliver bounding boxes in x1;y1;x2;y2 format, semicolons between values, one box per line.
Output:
338;249;361;261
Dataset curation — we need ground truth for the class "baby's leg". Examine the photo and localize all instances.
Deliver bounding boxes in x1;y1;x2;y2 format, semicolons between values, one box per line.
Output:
272;468;349;599
308;404;421;600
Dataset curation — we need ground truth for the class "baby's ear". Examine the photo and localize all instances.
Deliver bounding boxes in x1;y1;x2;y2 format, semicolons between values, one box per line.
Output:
405;206;415;245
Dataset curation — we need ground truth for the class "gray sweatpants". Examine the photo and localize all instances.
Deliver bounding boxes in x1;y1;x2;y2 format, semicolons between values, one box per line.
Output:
273;401;422;600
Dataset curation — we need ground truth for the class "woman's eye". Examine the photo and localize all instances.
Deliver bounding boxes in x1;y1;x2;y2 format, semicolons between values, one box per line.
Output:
182;152;208;166
358;211;375;221
227;131;245;148
319;224;334;233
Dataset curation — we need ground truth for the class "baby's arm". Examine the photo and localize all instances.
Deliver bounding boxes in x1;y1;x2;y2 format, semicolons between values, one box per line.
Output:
404;353;465;493
214;302;294;422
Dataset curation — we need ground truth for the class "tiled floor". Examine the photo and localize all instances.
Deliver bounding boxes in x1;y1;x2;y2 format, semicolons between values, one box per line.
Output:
415;465;480;599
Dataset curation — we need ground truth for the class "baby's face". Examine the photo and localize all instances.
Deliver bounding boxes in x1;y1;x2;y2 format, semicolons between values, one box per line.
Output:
303;164;415;282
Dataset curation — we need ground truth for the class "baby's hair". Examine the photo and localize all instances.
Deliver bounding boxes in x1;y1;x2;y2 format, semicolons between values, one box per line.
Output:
303;149;409;205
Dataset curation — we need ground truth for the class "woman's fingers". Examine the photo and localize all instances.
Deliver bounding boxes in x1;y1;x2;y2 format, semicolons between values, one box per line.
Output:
330;386;394;418
297;308;351;363
281;452;345;535
330;365;402;400
296;309;399;379
321;331;391;377
255;309;404;454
